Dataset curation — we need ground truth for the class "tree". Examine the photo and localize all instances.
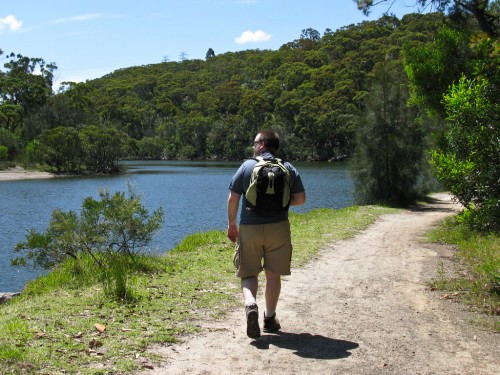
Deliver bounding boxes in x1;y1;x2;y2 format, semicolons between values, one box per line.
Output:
0;103;23;132
39;126;84;173
432;72;499;231
206;48;216;59
355;0;499;37
0;127;18;160
136;136;166;159
351;59;427;206
301;28;321;41
0;52;57;114
0;145;8;161
21;12;449;162
81;125;128;173
24;139;44;164
404;27;472;117
403;20;499;230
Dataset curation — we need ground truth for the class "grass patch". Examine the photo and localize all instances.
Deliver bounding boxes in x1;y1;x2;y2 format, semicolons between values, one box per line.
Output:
427;216;499;330
0;205;397;374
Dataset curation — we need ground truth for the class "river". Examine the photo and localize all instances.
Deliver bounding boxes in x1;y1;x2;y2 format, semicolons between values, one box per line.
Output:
0;160;354;292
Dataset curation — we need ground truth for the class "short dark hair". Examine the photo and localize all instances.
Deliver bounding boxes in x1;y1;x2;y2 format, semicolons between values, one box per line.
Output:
258;130;280;153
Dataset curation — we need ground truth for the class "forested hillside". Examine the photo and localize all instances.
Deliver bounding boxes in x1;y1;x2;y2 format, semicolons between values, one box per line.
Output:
7;12;446;164
1;2;498;226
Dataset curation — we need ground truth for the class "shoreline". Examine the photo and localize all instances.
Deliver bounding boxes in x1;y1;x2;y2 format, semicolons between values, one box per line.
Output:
0;166;56;181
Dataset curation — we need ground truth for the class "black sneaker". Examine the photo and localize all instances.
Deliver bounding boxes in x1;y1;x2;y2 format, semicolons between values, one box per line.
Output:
263;313;281;333
245;304;260;339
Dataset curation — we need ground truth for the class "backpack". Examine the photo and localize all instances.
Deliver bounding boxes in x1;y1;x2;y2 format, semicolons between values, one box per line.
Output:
245;156;291;216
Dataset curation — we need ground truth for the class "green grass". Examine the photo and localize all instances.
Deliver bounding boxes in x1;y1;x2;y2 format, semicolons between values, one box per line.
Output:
426;216;499;330
0;205;398;374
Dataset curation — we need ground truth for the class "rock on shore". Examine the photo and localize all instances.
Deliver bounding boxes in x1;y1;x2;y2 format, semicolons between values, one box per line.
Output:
0;292;20;304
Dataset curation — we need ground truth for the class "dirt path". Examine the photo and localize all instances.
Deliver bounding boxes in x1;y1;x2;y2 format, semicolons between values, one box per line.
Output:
139;193;499;375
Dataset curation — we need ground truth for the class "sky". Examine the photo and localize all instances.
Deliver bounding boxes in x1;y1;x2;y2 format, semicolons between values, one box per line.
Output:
0;0;422;89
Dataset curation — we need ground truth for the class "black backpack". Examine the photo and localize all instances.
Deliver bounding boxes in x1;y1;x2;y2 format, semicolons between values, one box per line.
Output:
244;156;291;216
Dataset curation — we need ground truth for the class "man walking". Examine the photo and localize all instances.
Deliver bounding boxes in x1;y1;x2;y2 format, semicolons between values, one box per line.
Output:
227;130;306;339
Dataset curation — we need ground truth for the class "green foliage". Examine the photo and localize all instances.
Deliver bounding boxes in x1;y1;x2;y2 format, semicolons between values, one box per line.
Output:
403;19;499;232
80;125;128;173
23;139;44;164
0;144;8;161
0;52;57;115
427;216;499;320
13;187;164;299
135;136;166;159
404;27;472;117
0;103;24;132
3;13;447;164
0;127;19;160
431;42;499;231
39;126;83;172
38;125;130;173
351;59;430;206
356;0;499;38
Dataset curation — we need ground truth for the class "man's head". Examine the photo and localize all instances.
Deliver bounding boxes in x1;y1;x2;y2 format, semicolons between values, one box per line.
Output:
253;130;280;156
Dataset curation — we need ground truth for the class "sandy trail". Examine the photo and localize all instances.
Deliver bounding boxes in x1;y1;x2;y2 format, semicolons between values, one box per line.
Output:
139;193;499;375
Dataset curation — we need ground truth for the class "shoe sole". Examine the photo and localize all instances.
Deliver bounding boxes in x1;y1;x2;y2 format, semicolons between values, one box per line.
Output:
263;322;281;333
246;310;260;338
263;325;281;333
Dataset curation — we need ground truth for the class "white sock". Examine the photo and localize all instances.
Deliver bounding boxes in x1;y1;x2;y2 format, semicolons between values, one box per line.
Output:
265;309;275;318
244;296;256;306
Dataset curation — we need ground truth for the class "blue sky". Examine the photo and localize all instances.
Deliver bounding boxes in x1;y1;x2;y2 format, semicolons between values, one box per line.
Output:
1;1;420;89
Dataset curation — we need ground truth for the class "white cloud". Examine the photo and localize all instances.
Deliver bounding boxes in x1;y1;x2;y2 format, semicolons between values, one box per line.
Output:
0;15;23;32
235;30;271;44
52;13;104;24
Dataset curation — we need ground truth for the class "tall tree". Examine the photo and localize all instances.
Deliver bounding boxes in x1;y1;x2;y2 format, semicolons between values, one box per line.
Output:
351;59;427;206
0;52;57;115
430;37;500;231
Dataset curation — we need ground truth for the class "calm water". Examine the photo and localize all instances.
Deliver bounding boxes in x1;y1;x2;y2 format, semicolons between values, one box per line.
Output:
0;160;353;292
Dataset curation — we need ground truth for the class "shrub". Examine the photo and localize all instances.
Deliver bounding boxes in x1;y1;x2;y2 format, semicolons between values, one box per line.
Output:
12;187;164;299
0;145;8;161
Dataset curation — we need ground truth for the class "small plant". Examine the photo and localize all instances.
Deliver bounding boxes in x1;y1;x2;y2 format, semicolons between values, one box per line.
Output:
12;186;164;300
435;260;446;288
427;216;500;322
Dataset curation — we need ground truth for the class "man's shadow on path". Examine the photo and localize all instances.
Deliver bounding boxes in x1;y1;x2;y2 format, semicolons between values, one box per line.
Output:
251;331;359;360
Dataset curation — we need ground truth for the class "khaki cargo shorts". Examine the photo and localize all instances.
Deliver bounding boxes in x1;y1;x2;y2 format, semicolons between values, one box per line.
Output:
233;220;292;278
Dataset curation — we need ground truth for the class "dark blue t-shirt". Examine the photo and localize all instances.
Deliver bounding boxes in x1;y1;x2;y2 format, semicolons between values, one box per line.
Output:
228;151;305;225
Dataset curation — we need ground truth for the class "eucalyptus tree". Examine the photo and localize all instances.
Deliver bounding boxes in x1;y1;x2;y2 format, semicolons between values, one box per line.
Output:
0;52;57;115
0;51;57;154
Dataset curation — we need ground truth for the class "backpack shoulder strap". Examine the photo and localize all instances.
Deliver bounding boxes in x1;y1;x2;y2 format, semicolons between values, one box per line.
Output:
245;157;266;206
